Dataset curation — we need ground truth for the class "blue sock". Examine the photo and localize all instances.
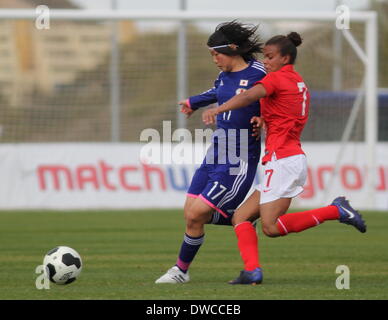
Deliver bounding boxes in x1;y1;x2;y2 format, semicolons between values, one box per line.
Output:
175;233;204;273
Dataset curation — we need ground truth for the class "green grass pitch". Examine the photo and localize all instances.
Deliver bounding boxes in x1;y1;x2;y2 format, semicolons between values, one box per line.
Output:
0;209;387;300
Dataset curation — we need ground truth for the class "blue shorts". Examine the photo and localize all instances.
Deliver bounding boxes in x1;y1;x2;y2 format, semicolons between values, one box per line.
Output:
187;156;259;224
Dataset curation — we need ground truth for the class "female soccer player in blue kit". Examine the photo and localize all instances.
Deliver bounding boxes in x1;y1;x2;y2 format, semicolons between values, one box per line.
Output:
156;21;266;283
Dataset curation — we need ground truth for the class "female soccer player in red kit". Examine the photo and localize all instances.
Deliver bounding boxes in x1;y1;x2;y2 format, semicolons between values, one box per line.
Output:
203;32;367;285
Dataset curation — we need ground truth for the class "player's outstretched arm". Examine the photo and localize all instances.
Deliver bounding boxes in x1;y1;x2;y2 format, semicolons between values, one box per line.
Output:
202;84;267;125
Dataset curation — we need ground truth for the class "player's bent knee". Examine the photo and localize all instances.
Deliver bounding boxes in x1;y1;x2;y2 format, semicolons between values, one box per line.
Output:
184;210;206;227
261;224;280;238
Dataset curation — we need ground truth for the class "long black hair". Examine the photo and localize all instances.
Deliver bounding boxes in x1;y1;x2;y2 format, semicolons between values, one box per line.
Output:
207;20;263;62
265;32;303;64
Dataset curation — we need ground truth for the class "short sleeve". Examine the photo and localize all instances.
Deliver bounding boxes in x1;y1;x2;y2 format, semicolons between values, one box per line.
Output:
255;72;277;96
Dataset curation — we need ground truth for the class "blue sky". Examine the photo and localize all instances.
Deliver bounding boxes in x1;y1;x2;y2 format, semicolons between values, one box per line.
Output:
71;0;370;11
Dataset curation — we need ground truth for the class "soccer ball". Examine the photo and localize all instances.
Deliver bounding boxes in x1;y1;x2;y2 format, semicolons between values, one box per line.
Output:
43;246;82;285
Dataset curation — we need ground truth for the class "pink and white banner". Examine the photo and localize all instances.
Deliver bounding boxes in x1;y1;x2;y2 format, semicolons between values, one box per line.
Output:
0;143;387;210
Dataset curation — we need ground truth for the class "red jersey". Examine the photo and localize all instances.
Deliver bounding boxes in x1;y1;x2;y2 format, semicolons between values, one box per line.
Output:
256;64;310;164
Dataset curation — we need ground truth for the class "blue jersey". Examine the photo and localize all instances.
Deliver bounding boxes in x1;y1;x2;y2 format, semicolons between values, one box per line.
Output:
187;60;266;223
189;60;266;159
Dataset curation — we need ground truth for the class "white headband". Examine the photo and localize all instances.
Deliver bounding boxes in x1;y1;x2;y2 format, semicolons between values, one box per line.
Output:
209;44;239;50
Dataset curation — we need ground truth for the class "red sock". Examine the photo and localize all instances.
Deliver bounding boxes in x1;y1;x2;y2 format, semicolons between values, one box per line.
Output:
276;205;340;236
234;222;260;271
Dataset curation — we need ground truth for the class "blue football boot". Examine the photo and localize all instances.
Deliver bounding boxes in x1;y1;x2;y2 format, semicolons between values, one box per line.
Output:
331;196;366;233
228;267;263;285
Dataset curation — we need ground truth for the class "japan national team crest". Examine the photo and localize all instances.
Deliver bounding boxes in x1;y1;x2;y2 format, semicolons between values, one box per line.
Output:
239;79;248;86
236;88;247;95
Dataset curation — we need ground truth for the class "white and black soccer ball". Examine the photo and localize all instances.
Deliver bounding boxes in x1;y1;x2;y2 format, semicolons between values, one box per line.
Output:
43;246;82;285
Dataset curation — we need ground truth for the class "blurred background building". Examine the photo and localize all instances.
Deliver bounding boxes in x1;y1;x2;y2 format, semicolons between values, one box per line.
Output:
0;0;135;107
0;0;386;143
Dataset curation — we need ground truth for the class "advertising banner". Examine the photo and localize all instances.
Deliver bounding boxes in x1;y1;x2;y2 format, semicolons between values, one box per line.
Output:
0;143;387;210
